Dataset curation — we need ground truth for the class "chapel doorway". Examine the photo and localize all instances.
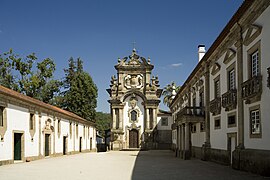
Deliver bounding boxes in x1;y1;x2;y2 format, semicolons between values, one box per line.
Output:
129;129;139;148
45;134;50;156
14;133;22;160
63;136;67;155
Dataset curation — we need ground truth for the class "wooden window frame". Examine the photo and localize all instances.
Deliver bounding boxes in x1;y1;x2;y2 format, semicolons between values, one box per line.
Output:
249;104;261;138
214;75;220;98
227;111;237;128
247;40;261;78
227;62;236;91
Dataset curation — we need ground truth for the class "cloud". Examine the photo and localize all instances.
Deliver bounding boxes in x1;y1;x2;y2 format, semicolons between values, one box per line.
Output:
170;63;183;67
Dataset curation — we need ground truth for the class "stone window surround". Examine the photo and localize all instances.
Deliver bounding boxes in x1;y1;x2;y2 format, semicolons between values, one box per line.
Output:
76;123;79;139
227;111;237;128
247;40;261;79
226;62;236;91
214;75;220;98
191;123;197;133
12;130;25;162
161;117;168;126
200;121;205;132
128;108;140;123
249;104;261;138
0;102;7;142
214;116;221;130
28;110;36;141
57;118;61;138
69;121;73;138
199;87;204;107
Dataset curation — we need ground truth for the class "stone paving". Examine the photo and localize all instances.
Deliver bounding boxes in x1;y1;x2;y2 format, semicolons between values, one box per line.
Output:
0;150;267;180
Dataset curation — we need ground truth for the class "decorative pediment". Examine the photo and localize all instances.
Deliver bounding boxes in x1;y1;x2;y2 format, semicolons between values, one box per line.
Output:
223;48;236;64
43;118;54;132
211;62;221;76
243;24;262;46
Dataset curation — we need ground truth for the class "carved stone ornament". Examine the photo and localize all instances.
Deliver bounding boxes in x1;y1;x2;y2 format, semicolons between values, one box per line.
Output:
43;118;54;132
124;74;143;89
129;95;138;109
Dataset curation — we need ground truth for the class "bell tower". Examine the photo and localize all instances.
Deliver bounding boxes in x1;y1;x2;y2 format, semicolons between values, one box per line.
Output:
107;49;162;150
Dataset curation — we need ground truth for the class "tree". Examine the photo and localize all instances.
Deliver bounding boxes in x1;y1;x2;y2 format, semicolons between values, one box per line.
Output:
0;49;61;103
95;112;111;136
60;58;98;122
162;82;181;107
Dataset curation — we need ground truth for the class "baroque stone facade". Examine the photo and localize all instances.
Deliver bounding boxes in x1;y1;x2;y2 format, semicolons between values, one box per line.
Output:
107;49;163;150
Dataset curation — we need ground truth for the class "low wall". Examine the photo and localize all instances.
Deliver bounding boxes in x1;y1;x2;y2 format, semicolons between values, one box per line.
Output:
233;148;270;176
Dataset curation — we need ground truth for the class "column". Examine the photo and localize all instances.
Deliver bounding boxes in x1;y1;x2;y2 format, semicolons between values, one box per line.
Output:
181;124;185;159
112;108;116;129
146;108;150;130
185;123;190;159
119;108;123;130
153;108;157;128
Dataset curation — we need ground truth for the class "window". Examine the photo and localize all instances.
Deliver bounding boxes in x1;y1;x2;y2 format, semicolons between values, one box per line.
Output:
228;115;236;127
251;50;259;77
76;123;79;138
228;68;235;90
214;118;221;129
131;110;137;121
70;122;72;136
29;113;34;130
200;122;205;132
191;124;196;133
58;120;61;133
161;117;168;126
251;109;260;135
0;106;4;127
199;91;204;107
247;41;261;78
214;78;220;98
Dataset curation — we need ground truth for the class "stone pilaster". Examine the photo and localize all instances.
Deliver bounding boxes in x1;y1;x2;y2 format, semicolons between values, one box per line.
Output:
119;108;123;130
146;108;150;130
112;108;116;129
202;63;211;161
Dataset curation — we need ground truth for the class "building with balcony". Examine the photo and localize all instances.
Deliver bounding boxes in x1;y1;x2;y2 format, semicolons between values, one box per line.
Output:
170;0;270;176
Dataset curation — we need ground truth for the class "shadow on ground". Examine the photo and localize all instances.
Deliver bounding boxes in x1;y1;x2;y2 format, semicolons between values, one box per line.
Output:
131;150;264;180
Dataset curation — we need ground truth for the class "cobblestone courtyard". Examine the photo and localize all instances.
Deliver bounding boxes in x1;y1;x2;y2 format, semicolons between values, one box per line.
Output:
0;150;266;180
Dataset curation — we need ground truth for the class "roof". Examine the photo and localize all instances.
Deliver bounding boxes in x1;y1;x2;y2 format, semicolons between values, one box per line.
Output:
170;0;254;108
0;85;95;126
158;109;172;116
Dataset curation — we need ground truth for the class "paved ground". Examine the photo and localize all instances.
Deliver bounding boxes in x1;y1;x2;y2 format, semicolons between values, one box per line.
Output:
0;150;267;180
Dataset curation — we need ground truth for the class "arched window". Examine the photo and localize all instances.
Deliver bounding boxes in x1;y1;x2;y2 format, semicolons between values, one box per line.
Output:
131;110;137;121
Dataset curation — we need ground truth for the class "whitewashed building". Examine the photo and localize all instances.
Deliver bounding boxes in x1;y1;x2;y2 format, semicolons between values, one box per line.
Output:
170;0;270;176
0;85;96;165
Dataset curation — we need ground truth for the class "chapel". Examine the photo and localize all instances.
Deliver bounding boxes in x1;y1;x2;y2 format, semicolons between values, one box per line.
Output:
107;49;168;150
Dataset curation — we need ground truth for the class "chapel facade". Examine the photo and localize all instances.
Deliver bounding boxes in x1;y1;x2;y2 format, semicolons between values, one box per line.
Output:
107;49;163;150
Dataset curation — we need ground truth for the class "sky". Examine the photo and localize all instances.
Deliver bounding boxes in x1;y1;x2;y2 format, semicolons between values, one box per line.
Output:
0;0;243;113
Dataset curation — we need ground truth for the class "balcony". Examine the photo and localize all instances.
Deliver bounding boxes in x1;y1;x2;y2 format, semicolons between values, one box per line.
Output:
209;97;221;116
241;75;262;104
176;106;205;124
222;89;237;111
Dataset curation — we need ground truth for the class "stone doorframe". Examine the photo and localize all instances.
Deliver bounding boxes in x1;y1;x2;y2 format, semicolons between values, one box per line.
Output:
12;130;25;162
227;132;237;164
42;118;54;157
126;123;141;148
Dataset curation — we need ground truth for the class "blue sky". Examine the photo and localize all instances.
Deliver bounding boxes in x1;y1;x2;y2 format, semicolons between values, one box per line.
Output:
0;0;243;113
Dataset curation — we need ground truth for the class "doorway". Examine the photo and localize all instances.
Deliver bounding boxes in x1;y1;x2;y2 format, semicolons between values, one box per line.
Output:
90;138;92;150
79;137;82;152
227;133;237;165
129;129;138;148
45;134;50;156
63;136;67;155
14;133;22;160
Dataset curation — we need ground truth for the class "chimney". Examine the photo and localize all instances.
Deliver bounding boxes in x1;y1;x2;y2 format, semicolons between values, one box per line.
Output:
198;44;206;61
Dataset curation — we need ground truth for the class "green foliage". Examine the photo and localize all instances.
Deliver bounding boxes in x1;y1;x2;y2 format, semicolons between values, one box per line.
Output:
60;58;98;122
95;112;111;136
0;50;98;122
162;81;181;107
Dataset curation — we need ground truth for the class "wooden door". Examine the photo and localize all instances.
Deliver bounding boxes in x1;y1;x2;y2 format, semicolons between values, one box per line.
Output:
63;136;67;155
14;133;22;160
79;137;82;152
129;129;138;148
45;134;50;156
